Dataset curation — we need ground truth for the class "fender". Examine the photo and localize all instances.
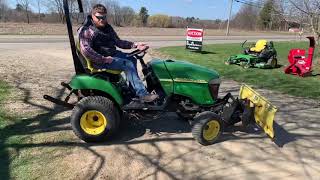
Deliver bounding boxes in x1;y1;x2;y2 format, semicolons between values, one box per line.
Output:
70;75;123;105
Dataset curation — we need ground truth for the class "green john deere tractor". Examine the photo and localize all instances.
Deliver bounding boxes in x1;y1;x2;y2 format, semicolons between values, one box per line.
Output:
226;40;278;69
44;0;277;145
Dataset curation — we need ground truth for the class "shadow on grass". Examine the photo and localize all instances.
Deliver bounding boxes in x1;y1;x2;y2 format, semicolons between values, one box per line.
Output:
276;64;284;69
253;63;284;69
191;50;217;55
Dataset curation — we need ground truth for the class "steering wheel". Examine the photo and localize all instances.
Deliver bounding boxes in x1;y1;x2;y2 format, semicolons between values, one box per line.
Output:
127;46;149;58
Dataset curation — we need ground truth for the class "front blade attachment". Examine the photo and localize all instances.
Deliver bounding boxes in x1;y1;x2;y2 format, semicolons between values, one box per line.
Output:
239;84;278;139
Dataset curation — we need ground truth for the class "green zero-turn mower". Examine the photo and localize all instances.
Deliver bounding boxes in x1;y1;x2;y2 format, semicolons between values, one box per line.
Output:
44;0;278;145
225;39;278;69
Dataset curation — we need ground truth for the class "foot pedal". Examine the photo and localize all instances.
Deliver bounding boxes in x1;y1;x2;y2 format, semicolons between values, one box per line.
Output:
123;101;162;111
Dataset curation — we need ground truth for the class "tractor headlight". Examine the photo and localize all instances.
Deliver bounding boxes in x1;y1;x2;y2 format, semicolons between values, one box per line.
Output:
209;78;221;100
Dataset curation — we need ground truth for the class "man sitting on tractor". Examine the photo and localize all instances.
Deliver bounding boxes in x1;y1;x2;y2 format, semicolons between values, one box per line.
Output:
78;4;158;102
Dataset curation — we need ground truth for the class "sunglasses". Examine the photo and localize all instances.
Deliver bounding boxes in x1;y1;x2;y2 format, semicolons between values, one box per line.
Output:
95;15;107;21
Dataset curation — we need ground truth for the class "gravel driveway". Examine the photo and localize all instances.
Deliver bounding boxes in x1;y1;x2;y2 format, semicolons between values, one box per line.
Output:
0;37;319;179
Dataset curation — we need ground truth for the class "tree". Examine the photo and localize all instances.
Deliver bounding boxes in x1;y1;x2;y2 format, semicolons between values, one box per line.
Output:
259;0;274;30
15;3;24;12
68;0;81;23
186;17;195;23
18;0;31;24
139;7;149;26
287;0;320;43
171;16;187;28
120;6;135;26
82;0;96;14
232;4;259;30
0;0;9;22
272;0;290;31
47;0;64;23
148;14;171;28
108;0;121;26
35;0;42;22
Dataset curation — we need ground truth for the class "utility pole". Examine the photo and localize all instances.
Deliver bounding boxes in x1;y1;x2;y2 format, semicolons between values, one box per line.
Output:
226;0;233;36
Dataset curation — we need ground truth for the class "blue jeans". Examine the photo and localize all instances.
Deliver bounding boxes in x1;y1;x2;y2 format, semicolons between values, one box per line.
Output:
102;51;148;97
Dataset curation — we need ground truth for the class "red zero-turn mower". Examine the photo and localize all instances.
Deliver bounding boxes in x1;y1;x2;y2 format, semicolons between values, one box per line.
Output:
284;37;315;77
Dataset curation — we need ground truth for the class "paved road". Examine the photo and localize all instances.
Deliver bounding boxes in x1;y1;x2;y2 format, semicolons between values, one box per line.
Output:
0;35;319;179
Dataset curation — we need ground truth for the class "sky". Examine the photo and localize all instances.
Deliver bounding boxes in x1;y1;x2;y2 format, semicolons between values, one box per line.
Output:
7;0;242;20
118;0;242;20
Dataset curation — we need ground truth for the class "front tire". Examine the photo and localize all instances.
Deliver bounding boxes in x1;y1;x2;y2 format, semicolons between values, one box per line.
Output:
71;96;120;142
192;112;223;146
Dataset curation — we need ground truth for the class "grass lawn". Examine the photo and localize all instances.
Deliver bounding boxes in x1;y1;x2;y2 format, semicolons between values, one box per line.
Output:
0;81;11;128
0;81;75;179
159;41;320;99
0;80;13;180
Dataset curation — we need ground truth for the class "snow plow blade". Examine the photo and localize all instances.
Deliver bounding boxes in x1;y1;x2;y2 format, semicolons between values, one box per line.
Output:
239;84;277;139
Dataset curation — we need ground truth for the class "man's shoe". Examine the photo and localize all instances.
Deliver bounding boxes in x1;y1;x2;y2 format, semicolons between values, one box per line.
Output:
141;94;159;103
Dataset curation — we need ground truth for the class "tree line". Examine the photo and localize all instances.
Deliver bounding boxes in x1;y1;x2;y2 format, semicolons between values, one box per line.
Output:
0;0;227;29
231;0;320;41
0;0;319;39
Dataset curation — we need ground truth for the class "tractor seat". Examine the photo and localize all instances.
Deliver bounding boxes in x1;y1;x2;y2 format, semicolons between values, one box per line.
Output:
76;40;122;75
250;40;267;53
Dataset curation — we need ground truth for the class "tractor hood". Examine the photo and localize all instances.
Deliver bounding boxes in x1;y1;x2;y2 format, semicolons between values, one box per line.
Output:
150;59;220;83
149;59;220;105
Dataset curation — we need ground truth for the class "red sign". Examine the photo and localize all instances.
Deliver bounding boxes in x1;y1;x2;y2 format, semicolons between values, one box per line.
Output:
186;28;204;51
187;30;203;38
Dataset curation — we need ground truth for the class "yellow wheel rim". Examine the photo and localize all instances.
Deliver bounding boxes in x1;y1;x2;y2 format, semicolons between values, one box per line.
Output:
203;120;220;141
80;110;107;135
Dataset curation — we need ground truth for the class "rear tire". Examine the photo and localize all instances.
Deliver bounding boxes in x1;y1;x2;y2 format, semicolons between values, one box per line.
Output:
240;61;250;69
192;112;223;146
243;64;251;69
71;96;120;143
267;56;278;68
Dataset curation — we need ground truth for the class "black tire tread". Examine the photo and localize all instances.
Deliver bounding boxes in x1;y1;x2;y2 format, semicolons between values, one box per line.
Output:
71;96;120;142
192;112;223;146
267;56;278;68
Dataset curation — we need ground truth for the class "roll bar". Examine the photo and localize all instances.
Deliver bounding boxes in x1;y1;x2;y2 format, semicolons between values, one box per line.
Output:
63;0;85;74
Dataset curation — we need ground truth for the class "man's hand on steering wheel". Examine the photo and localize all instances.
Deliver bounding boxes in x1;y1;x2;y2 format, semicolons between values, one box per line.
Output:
127;42;149;58
138;44;149;51
134;42;149;50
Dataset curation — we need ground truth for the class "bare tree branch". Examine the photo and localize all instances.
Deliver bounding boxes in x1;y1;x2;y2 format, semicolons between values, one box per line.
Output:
17;0;31;24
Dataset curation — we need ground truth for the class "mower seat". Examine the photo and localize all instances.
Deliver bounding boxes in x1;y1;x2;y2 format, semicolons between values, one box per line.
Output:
250;40;267;53
76;40;122;75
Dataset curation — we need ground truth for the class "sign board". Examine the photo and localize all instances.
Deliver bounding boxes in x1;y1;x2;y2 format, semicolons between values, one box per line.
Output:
186;28;204;51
